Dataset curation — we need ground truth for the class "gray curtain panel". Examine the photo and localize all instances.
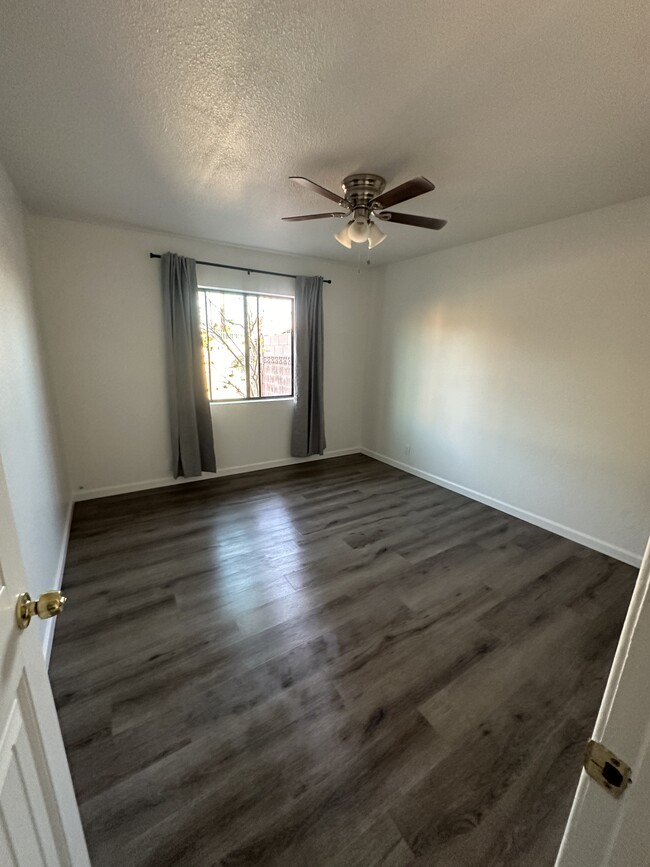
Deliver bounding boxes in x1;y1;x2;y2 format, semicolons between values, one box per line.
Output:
291;275;326;457
161;253;216;478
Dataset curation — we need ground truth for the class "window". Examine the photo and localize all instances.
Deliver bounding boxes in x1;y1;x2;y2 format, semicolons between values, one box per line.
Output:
198;289;294;402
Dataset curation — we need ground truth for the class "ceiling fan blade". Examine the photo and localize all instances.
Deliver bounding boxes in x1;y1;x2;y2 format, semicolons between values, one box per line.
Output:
378;211;447;230
282;212;349;221
372;177;435;210
289;176;346;206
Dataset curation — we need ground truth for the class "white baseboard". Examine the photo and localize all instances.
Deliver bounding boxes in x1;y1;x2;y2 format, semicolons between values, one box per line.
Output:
43;497;74;667
362;448;642;568
72;448;363;502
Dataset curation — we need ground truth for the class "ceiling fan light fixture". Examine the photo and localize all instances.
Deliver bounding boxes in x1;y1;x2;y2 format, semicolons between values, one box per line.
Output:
367;221;387;249
335;223;352;248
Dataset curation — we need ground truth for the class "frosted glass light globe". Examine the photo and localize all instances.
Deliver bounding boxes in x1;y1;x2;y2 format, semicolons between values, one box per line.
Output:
335;224;352;248
367;221;387;249
348;218;369;244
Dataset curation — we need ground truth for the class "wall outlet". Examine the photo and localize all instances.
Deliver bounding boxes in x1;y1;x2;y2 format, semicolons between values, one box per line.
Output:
404;444;412;458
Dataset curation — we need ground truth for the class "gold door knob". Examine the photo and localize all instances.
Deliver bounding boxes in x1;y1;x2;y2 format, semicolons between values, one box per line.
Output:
16;591;67;630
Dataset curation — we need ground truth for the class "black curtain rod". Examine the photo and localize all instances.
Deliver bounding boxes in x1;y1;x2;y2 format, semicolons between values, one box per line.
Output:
149;253;331;284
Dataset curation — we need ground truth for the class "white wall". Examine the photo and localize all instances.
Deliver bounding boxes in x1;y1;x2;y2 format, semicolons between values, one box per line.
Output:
27;216;370;497
0;162;71;650
365;196;650;564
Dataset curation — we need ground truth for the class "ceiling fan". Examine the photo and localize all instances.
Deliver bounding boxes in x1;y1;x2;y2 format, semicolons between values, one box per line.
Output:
282;173;447;249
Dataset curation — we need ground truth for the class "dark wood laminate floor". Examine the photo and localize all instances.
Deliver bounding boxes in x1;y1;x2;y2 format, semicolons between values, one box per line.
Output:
49;455;637;867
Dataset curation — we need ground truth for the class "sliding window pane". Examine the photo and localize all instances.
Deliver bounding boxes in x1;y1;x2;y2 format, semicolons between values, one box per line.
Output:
259;296;293;397
201;291;248;400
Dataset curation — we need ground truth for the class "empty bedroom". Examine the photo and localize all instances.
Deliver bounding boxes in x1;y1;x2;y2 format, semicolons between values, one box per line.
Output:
1;1;649;865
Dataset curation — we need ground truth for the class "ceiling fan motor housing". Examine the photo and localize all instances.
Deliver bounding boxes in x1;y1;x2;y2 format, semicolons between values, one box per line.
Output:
342;173;386;219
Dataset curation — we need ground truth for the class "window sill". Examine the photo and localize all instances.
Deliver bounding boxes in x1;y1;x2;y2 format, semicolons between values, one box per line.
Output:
209;397;294;406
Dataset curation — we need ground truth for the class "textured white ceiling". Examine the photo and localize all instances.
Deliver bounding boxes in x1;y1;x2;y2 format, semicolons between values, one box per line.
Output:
1;0;649;264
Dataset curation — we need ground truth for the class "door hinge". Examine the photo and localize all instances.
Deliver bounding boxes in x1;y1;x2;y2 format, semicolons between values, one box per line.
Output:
584;739;632;798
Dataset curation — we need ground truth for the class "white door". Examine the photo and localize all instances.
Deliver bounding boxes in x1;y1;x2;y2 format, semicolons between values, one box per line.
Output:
556;534;650;866
0;455;90;866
